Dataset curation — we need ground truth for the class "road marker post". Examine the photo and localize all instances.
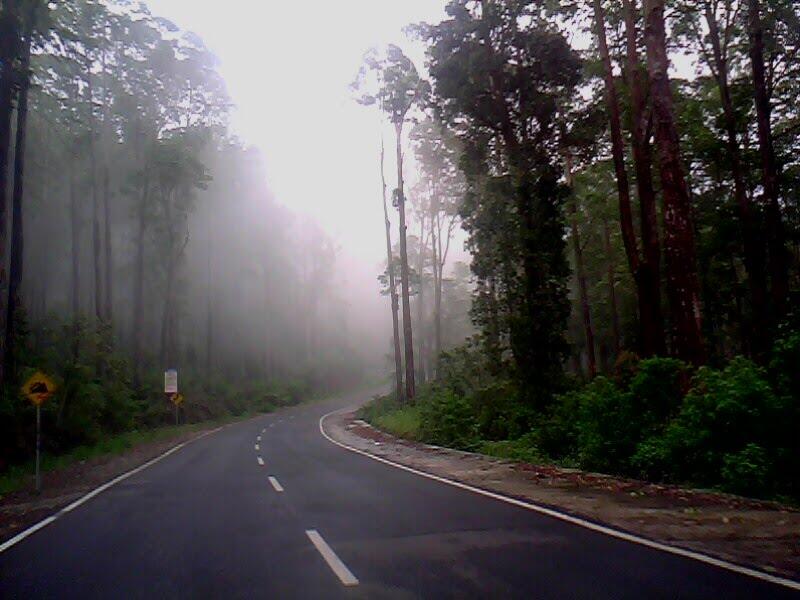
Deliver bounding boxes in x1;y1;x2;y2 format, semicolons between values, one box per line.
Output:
165;369;181;425
21;371;57;493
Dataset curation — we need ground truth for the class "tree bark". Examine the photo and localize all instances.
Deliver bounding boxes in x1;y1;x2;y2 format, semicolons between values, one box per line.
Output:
395;121;416;400
566;155;596;378
6;20;31;381
593;0;664;357
86;75;103;325
644;0;705;365
381;137;404;402
102;165;113;324
747;0;789;320
132;166;149;388
700;1;767;357
415;214;427;384
0;3;23;385
622;0;665;357
603;217;621;357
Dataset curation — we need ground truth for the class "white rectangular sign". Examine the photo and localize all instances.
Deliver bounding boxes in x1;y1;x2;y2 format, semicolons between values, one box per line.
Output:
164;369;178;394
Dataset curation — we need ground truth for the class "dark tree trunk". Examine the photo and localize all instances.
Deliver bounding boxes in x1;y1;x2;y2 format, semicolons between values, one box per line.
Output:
431;218;442;371
566;156;596;378
132;171;149;388
593;0;664;358
416;215;427;384
0;5;22;385
644;0;705;365
622;0;665;357
6;23;31;381
70;159;81;360
395;121;416;400
702;2;767;357
381;138;404;402
103;165;113;325
603;217;621;357
86;76;102;325
747;0;789;321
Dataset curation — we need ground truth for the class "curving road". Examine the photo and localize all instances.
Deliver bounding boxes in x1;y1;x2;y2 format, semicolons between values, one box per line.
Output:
1;389;796;599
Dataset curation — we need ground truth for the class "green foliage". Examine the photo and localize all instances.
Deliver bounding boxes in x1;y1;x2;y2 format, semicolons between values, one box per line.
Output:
418;387;479;450
365;342;798;501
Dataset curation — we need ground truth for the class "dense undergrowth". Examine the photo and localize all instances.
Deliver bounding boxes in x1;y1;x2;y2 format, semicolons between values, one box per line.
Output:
0;317;325;473
362;334;800;503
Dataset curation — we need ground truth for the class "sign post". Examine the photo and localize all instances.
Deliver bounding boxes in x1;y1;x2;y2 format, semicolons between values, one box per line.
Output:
165;369;179;425
21;372;57;493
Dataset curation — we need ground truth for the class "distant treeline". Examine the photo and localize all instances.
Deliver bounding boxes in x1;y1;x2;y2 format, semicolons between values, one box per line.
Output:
0;1;363;466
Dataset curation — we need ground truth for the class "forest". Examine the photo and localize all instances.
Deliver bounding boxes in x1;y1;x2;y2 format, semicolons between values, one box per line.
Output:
0;0;798;503
356;0;799;502
0;0;365;469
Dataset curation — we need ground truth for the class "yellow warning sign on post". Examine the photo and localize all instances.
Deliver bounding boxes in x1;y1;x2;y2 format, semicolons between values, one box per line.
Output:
21;372;57;406
172;393;184;406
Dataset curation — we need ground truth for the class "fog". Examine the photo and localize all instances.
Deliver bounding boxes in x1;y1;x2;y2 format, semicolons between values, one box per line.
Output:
145;0;454;365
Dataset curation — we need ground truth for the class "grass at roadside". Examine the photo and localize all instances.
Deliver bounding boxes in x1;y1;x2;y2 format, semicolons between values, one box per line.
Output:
0;412;261;499
361;398;550;464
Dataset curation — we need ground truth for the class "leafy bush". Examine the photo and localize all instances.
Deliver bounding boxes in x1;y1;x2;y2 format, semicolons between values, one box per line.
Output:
632;358;784;492
418;387;479;450
721;444;771;497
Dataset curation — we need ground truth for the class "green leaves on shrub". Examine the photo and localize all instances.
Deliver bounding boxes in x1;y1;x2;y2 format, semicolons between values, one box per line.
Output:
418;388;479;450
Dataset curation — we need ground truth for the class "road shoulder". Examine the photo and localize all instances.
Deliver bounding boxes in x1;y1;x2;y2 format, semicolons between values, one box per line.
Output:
323;408;800;581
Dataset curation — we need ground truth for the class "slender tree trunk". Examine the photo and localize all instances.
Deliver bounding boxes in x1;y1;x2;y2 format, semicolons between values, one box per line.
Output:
701;2;767;357
86;76;102;325
593;0;664;358
395;121;416;400
747;0;789;320
416;215;427;384
381;138;403;401
431;216;442;371
103;165;113;324
6;23;31;381
622;0;665;357
0;7;22;386
132;170;149;387
565;155;596;377
70;159;81;360
644;0;705;365
603;217;621;357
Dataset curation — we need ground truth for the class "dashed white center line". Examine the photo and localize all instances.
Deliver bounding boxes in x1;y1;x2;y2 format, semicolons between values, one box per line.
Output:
255;444;260;451
305;529;359;587
269;424;274;428
261;428;266;433
257;435;261;442
257;456;264;466
268;476;284;492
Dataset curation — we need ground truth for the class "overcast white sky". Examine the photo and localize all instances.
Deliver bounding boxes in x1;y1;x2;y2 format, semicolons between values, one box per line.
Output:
145;0;445;267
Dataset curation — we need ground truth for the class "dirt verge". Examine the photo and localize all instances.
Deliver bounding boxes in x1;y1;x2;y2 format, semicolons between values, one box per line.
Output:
324;409;800;580
0;423;225;544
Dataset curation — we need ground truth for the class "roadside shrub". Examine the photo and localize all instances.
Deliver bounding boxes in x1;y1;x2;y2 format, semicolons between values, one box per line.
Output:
418;387;479;450
634;358;780;490
574;377;638;473
469;382;528;440
721;443;771;496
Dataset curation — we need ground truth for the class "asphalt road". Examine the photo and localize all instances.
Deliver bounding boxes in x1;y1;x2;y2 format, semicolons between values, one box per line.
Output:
1;389;796;599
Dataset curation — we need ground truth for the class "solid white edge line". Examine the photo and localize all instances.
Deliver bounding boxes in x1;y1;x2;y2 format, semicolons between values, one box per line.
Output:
305;529;359;586
257;456;264;466
0;426;224;555
318;409;800;592
268;476;284;492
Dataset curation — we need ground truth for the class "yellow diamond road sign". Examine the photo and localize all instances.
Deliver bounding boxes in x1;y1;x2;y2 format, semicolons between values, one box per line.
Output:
22;372;57;406
172;393;184;406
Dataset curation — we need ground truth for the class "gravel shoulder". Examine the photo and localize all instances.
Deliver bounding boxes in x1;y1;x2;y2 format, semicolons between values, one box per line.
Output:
323;408;800;580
